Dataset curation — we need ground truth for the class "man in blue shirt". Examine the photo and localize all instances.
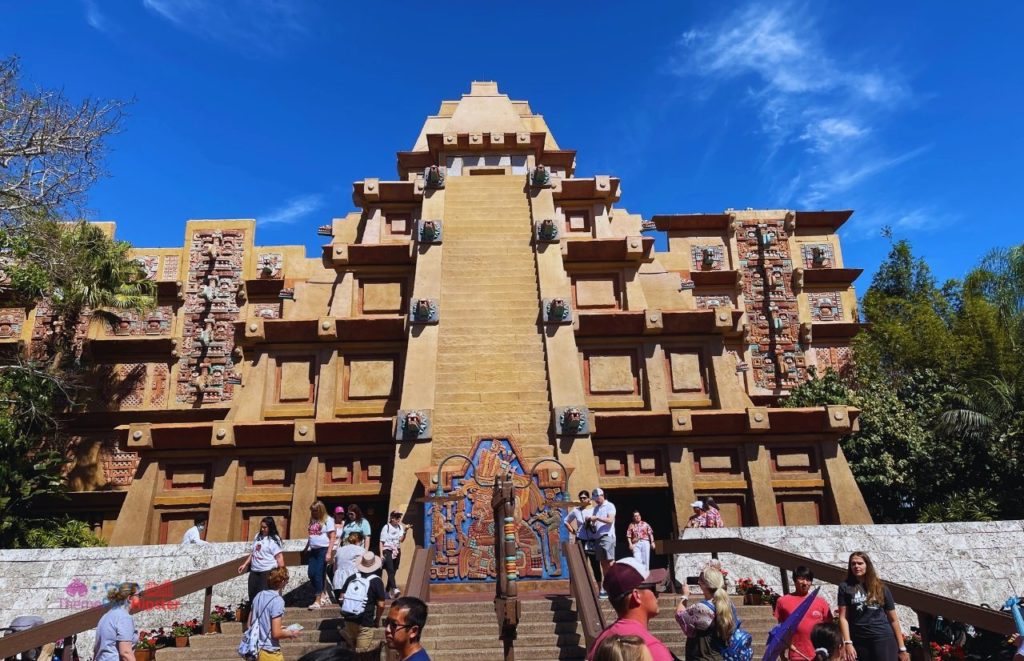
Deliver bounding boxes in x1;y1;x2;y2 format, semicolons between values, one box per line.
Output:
384;596;431;661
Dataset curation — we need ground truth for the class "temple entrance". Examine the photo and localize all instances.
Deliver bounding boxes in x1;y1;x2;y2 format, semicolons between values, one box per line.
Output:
605;488;676;573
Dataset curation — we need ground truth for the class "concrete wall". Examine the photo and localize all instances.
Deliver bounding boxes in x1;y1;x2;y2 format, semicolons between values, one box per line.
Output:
673;521;1024;629
0;540;307;658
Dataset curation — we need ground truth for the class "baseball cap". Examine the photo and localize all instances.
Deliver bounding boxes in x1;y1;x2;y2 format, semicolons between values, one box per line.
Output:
591;488;605;498
334;506;345;515
602;557;668;601
690;500;704;509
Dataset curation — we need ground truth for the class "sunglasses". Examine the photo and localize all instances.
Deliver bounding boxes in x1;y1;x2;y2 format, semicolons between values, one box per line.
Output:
382;619;414;632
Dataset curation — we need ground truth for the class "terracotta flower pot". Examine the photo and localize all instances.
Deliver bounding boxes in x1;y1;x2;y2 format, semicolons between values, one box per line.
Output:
174;636;189;648
743;593;764;606
135;649;154;661
206;622;220;634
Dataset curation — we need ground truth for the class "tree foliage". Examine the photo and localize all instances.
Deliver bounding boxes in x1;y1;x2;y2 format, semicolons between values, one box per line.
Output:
788;238;1024;523
0;56;127;227
0;56;140;547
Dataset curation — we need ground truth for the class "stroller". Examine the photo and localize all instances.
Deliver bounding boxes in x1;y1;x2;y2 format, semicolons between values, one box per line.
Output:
1;616;44;661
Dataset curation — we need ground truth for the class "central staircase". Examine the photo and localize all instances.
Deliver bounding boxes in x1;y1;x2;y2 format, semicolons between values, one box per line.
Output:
431;175;553;462
157;594;777;660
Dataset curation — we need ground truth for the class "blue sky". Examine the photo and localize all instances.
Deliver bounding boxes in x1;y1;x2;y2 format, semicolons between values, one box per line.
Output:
3;2;1022;287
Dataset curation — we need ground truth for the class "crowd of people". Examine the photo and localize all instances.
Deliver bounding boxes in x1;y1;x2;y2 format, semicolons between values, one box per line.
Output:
583;550;927;661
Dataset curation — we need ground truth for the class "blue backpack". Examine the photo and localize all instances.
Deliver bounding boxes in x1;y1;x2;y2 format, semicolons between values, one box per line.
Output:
701;599;753;661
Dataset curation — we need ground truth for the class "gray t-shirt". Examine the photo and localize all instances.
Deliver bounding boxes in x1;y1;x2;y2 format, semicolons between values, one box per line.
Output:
251;590;286;651
93;606;137;661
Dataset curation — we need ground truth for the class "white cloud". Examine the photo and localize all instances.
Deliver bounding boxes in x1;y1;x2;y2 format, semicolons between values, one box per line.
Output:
258;194;323;226
142;0;309;54
673;1;919;210
84;0;114;32
842;204;955;242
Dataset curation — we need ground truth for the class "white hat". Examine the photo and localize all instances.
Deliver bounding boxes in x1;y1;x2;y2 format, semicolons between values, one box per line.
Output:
690;500;704;509
591;488;605;498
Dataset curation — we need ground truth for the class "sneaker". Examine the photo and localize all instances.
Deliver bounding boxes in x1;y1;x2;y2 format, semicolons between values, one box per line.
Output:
389;588;401;599
599;590;608;599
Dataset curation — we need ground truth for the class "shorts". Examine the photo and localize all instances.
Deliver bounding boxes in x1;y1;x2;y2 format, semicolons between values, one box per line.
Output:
257;649;284;661
597;535;615;561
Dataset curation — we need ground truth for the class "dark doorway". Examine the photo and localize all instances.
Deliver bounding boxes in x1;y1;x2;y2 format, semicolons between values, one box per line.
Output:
604;488;677;573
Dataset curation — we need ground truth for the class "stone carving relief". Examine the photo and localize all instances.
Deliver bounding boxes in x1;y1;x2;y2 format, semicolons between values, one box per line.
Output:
251;302;281;320
814;345;852;376
161;255;181;281
105;305;174;336
425;437;568;583
30;300;91;362
695;295;734;310
257;253;284;279
808;292;844;322
802;244;833;269
738;218;808;391
691;245;725;271
0;308;25;339
135;255;160;280
177;229;244;403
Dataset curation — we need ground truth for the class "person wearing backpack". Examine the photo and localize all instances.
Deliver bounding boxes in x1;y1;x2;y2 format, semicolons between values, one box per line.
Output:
249;567;302;661
339;551;387;653
676;565;753;661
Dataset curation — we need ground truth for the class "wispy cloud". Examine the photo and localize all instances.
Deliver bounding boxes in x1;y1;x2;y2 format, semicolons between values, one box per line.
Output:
842;204;956;243
142;0;309;55
672;1;928;230
258;194;323;226
83;0;115;33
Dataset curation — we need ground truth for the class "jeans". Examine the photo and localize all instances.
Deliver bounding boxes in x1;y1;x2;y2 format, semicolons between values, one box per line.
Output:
383;549;401;593
307;546;328;597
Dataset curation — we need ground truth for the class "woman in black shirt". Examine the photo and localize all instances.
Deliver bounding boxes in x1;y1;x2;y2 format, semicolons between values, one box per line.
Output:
837;552;909;661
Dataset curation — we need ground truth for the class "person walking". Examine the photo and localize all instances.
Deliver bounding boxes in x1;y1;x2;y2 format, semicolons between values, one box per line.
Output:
251;567;303;661
775;566;833;660
837;552;909;661
304;501;336;609
564;490;601;586
333;531;366;600
384;596;431;661
586;488;617;592
380;510;411;599
626;511;654;572
702;498;724;528
339;551;387;653
587;558;672;661
238;517;285;602
181;516;210;546
341;504;372;551
93;582;139;661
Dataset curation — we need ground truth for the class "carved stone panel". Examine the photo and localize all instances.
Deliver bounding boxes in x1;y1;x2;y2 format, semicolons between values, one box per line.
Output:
691;244;726;271
105;305;174;336
808;292;844;322
177;228;245;404
802;243;834;268
0;308;25;339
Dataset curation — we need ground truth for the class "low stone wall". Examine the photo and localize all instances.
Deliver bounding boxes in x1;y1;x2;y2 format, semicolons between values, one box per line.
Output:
672;521;1024;630
0;540;308;659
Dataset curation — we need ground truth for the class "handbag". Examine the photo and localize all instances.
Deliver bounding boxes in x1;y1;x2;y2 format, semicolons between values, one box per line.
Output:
238;598;273;660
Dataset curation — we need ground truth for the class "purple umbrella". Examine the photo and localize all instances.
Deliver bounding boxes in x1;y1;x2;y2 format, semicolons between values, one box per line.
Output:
761;587;821;661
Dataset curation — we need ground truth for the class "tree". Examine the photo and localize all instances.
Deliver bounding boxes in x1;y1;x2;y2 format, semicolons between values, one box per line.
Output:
0;56;127;227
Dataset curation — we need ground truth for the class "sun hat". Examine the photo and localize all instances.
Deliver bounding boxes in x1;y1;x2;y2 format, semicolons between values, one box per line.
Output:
690;500;704;509
602;557;668;601
356;551;383;574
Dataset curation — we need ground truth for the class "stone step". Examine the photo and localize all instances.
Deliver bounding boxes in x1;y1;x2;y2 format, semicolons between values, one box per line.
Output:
436;391;551;404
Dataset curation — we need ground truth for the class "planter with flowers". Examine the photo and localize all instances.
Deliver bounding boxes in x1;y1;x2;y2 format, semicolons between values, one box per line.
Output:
905;632;927;661
170;621;196;647
208;605;232;633
235;600;250;625
135;631;159;661
736;577;773;605
929;641;966;661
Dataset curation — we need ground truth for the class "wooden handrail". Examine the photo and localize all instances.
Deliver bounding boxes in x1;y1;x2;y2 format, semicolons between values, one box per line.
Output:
656;537;1014;635
563;541;606;649
0;550;306;659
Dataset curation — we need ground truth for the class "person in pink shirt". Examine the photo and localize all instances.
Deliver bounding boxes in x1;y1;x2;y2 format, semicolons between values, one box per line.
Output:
587;558;674;661
775;566;833;660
